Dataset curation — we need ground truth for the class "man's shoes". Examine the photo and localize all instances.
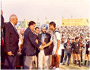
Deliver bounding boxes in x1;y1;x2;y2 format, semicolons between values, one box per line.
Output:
88;61;90;67
63;63;65;65
67;64;69;66
74;60;77;65
84;60;87;66
59;63;63;66
53;66;56;69
78;60;81;67
56;68;59;70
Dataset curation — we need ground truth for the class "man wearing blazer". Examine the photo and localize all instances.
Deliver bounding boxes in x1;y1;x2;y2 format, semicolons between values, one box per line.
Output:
38;24;53;69
4;14;19;69
22;21;40;69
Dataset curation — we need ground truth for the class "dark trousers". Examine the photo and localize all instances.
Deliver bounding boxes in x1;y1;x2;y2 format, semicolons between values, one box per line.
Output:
16;54;23;69
60;49;64;63
64;51;71;65
80;50;83;62
3;55;17;69
1;46;5;69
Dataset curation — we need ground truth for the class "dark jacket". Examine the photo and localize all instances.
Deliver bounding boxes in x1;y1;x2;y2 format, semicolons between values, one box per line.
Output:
73;42;80;52
38;33;53;55
64;42;72;53
1;15;6;43
4;22;19;55
1;15;5;28
22;27;40;56
34;34;40;56
86;41;90;51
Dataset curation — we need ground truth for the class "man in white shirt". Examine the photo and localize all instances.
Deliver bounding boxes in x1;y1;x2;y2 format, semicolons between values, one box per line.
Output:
40;21;61;70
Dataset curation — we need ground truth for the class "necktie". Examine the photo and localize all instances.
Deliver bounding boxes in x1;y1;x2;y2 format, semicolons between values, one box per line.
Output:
14;26;18;34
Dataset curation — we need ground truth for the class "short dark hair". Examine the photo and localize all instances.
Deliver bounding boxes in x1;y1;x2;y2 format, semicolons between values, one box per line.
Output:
49;21;56;28
68;38;70;40
75;37;79;40
28;21;36;26
72;39;74;40
35;27;39;30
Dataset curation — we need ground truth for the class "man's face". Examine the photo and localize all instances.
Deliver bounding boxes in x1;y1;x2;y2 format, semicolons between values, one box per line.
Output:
61;38;64;42
67;39;70;43
71;39;74;42
13;16;18;25
1;10;3;15
30;24;35;31
79;40;81;43
22;31;24;35
35;28;39;34
86;39;89;42
20;29;25;35
42;27;46;33
75;39;78;42
49;24;53;30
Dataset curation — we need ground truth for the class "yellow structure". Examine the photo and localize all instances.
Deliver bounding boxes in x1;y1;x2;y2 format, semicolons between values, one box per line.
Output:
25;21;29;28
62;18;90;26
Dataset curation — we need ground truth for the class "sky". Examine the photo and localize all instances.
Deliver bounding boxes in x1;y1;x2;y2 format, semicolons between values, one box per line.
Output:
1;0;90;25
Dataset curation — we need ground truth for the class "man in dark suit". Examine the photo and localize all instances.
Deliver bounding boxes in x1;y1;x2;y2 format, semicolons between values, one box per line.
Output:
38;24;52;69
1;10;6;68
22;21;40;69
33;27;40;69
4;14;19;69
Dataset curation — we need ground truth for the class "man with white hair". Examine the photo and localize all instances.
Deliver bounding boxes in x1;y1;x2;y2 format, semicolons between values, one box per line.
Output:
4;14;19;69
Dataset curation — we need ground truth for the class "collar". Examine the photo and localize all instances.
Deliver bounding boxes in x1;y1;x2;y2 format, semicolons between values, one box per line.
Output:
53;28;58;34
10;22;15;27
53;28;56;32
28;27;34;34
35;33;38;36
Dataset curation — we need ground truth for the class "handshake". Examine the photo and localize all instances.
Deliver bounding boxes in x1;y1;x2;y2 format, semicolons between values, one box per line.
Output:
35;39;46;50
39;42;46;50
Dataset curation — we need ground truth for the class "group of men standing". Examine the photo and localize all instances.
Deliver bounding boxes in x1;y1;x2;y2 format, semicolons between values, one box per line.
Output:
1;13;90;70
1;14;61;70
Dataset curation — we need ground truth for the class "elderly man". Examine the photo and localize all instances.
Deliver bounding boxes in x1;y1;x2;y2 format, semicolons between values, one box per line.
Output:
4;14;19;69
38;24;52;70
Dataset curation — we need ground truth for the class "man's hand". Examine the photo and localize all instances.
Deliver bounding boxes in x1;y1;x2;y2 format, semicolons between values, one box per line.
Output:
88;48;90;51
18;48;22;53
36;39;38;44
18;49;22;55
42;42;45;46
40;46;44;50
7;51;14;56
67;47;69;50
55;51;58;56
